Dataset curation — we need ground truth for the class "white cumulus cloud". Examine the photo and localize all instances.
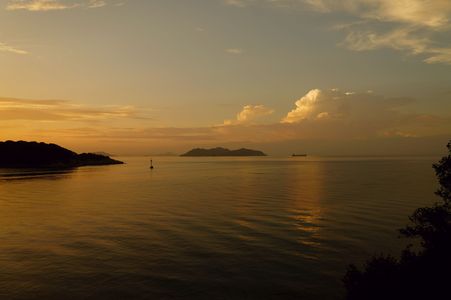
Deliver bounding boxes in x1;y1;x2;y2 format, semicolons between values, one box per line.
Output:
281;88;410;126
224;104;274;125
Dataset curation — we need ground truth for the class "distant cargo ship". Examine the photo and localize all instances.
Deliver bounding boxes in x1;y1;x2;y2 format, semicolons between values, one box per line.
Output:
292;154;307;157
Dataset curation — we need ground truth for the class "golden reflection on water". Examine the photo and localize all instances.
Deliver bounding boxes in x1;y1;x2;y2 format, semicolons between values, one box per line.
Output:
0;156;437;299
288;162;326;255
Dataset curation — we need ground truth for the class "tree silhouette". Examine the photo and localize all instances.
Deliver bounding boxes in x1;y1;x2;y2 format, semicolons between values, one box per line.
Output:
343;140;451;300
433;141;451;203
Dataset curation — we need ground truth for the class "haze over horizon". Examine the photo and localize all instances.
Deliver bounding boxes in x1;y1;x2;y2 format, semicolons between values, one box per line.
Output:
1;0;450;155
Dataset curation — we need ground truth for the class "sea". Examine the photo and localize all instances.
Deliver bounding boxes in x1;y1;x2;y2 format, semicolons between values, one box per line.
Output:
0;156;438;299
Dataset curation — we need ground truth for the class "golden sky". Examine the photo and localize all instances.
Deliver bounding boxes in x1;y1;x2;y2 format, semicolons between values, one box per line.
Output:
1;0;450;155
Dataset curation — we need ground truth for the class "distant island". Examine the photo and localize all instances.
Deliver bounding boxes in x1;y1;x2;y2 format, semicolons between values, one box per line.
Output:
0;141;124;168
181;147;266;157
93;151;115;157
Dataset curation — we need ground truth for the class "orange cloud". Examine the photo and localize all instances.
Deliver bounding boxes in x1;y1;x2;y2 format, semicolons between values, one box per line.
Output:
224;104;274;125
0;97;147;121
6;0;113;11
0;42;28;55
1;90;450;155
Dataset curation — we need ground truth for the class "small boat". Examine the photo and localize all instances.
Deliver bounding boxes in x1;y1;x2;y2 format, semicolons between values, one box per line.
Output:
292;154;307;157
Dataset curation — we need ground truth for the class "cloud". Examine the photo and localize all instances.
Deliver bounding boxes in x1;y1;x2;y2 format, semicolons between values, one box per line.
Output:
87;0;106;8
282;88;406;124
0;42;28;55
225;48;244;55
305;0;451;29
5;0;115;11
3;90;448;143
279;88;451;139
225;0;300;9
224;104;274;125
2;89;450;155
141;88;447;141
6;0;79;11
282;89;324;123
224;0;255;8
0;97;148;121
302;0;451;65
340;26;451;64
226;0;451;65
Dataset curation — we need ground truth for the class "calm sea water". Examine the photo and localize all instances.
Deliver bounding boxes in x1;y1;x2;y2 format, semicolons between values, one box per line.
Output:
0;156;438;299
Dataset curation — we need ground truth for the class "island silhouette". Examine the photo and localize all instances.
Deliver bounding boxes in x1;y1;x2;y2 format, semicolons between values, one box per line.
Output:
0;141;123;168
181;147;266;157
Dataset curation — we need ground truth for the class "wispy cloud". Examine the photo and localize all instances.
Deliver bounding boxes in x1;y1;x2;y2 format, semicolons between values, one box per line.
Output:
310;0;451;29
87;0;106;8
224;0;255;8
226;0;451;65
224;0;297;8
225;48;244;55
3;89;449;141
0;97;148;121
7;0;78;11
303;0;451;65
5;0;116;11
2;89;450;154
0;42;28;54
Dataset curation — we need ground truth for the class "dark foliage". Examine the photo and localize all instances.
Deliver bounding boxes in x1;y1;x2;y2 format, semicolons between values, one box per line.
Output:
343;140;451;300
433;141;451;203
77;153;123;166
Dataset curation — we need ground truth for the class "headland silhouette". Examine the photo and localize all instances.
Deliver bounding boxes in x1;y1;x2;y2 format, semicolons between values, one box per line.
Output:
0;141;123;168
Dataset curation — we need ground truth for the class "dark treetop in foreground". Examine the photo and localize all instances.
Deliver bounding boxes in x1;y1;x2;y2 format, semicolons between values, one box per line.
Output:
0;141;123;168
180;147;266;157
343;141;451;300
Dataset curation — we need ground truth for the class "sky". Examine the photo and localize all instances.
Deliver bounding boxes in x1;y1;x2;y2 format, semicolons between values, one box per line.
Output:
0;0;450;155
